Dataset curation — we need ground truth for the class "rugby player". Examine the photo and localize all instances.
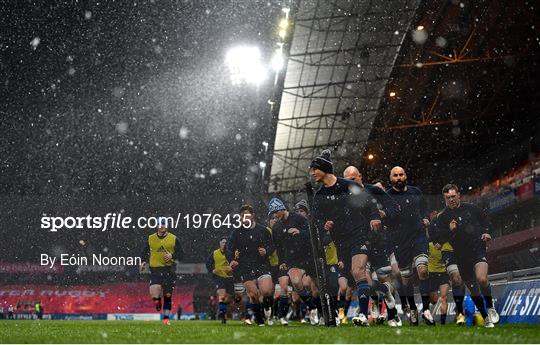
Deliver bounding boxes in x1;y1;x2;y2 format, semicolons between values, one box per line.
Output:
269;197;320;326
267;211;283;325
343;166;401;325
431;184;499;328
140;216;184;325
386;166;435;326
226;205;275;326
295;198;341;326
206;238;234;324
427;238;452;325
309;150;386;327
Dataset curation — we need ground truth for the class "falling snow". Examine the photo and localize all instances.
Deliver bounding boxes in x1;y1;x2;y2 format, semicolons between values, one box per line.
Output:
30;37;40;49
0;1;538;323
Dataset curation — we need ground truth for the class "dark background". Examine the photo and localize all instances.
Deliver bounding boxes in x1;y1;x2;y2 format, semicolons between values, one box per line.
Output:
1;0;284;267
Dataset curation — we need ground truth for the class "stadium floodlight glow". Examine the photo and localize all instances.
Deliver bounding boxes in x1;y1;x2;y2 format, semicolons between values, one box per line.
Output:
225;46;267;86
271;51;285;72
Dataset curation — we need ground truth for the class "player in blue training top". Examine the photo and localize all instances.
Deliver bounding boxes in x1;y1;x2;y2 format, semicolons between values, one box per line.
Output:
268;197;321;326
309;149;386;327
343;166;401;326
226;204;275;326
431;184;499;328
386;166;434;326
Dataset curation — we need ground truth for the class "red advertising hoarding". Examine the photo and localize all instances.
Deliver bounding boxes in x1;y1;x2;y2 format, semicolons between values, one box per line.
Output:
0;283;194;314
0;262;64;274
516;180;534;201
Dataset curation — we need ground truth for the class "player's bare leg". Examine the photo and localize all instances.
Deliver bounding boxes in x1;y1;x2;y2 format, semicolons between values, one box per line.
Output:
465;279;493;328
257;275;274;325
448;269;465;325
337;277;350;324
306;274;327;325
149;284;163;312
416;258;435;326
351;254;370;326
378;273;400;327
288;268;316;325
438;283;449;325
475;261;498;324
389;254;403;326
365;267;380;323
244;280;264;326
273;284;281;323
399;268;418;325
277;276;290;325
216;288;229;324
430;282;448;325
162;290;173;324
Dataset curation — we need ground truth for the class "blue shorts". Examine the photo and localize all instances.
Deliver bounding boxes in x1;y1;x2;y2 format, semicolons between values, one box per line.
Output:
368;244;391;271
334;240;369;284
335;239;370;265
279;256;316;278
149;267;176;293
455;244;487;282
393;235;428;270
429;272;450;292
270;265;280;282
233;264;272;283
213;276;235;294
367;252;392;280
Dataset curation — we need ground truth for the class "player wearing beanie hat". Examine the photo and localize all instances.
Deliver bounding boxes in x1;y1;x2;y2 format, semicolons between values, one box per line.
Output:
268;197;287;216
309;149;333;174
269;197;319;326
294;199;309;215
309;149;382;327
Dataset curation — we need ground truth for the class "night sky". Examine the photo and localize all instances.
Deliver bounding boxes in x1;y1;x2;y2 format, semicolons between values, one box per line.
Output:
0;0;538;270
1;0;281;197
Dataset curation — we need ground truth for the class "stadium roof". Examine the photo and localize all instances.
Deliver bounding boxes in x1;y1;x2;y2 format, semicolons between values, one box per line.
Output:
268;0;421;193
360;0;539;193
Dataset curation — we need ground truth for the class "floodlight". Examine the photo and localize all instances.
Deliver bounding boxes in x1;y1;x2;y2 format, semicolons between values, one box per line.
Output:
225;46;267;85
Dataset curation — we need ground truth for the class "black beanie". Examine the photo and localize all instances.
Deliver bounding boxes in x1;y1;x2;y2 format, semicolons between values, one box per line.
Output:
294;199;309;214
309;149;333;174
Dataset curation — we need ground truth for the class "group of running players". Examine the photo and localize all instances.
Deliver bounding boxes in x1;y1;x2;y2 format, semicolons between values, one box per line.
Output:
141;149;500;328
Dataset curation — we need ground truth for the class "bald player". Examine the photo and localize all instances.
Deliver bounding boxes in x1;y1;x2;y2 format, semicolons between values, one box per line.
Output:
343;166;401;325
342;167;399;222
386;166;434;326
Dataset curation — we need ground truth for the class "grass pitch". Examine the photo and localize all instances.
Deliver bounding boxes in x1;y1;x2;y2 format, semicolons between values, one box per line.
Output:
0;320;538;343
